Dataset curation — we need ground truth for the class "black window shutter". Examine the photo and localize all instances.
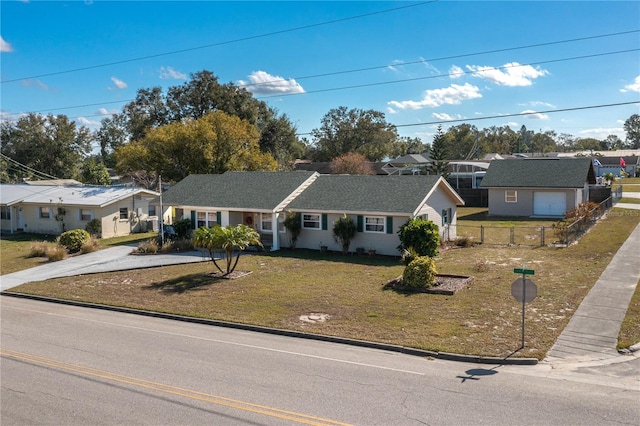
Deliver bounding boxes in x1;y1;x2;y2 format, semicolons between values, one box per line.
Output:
217;211;221;224
321;214;328;230
357;215;363;232
386;216;393;234
190;211;196;229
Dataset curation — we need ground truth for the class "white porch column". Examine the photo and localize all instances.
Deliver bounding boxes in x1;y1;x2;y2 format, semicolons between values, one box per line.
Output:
271;211;280;251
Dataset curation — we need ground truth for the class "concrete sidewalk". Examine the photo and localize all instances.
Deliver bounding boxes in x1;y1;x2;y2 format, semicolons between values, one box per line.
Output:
0;245;209;292
545;219;640;363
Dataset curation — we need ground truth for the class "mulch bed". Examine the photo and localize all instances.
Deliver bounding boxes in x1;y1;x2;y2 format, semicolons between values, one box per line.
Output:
384;274;473;295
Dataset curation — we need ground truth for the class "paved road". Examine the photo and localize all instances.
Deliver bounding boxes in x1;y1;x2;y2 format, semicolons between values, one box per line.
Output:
2;297;638;425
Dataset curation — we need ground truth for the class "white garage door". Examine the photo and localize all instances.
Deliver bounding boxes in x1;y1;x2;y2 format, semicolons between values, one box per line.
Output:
533;192;567;216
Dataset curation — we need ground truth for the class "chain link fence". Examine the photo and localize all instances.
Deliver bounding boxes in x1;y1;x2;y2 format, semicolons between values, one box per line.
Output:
450;193;619;247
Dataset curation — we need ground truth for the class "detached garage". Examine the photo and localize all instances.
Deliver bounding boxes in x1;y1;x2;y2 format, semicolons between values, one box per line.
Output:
480;158;596;217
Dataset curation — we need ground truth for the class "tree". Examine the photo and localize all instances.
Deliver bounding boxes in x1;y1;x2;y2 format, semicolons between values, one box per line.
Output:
0;113;92;181
192;224;262;275
397;217;440;257
575;137;601;151
119;70;302;169
332;214;357;254
530;130;557;155
388;136;427;158
115;110;278;183
444;124;477;160
95;113;129;167
311;106;399;161
603;134;623;151
283;211;302;249
330;152;374;175
257;111;306;168
81;157;111;185
428;125;449;178
623;114;640;149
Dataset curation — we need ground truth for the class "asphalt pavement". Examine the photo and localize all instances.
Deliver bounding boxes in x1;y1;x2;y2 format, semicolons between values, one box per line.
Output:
1;199;639;369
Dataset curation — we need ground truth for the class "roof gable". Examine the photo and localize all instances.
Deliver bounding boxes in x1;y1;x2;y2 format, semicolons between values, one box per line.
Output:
479;158;596;188
160;171;318;211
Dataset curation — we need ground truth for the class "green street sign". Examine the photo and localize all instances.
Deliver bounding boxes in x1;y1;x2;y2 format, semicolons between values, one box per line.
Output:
514;268;535;275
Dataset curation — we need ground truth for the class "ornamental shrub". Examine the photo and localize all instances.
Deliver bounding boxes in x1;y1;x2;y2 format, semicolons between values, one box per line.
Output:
402;256;438;289
397;217;440;257
59;229;90;253
173;218;193;240
85;219;102;237
333;214;357;254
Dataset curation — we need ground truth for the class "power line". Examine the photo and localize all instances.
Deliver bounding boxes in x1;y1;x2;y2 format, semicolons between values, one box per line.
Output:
292;101;640;136
0;153;60;180
7;47;635;120
240;29;640;89
259;49;640;99
0;1;437;84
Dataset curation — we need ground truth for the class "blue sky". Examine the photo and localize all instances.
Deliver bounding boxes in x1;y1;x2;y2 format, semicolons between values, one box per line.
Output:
1;1;639;150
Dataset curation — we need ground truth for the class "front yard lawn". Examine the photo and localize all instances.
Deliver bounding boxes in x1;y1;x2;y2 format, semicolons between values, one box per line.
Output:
6;207;639;360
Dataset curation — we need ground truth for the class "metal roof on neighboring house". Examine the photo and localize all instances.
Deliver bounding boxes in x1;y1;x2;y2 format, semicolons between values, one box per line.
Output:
0;184;159;207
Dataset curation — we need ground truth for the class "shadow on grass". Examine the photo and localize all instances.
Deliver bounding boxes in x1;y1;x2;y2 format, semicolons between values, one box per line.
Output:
145;272;221;294
254;248;401;266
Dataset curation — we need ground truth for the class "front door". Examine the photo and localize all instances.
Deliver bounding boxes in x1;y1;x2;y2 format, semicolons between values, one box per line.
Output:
17;207;24;230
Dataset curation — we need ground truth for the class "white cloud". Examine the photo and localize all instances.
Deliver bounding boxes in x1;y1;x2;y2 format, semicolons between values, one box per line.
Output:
0;36;13;52
237;71;305;95
526;101;555;108
467;63;548;86
77;116;100;127
109;76;127;90
432;112;463;121
579;127;623;136
449;65;464;79
96;108;119;116
521;110;549;120
388;83;481;111
620;75;640;93
159;66;187;80
20;79;51;91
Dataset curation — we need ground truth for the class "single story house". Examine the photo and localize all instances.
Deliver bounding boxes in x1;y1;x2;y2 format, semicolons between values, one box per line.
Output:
0;184;159;238
592;156;638;178
479;158;596;217
157;171;464;256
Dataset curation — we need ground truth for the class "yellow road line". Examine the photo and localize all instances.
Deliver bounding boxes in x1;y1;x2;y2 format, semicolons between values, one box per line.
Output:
1;348;352;426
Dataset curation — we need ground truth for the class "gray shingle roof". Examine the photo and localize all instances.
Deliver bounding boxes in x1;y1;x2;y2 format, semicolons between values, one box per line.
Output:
286;174;450;214
159;171;317;211
479;158;596;188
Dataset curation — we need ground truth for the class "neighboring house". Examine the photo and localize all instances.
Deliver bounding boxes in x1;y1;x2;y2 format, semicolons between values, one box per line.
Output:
377;152;431;176
157;171;320;251
157;171;464;256
479;158;596;217
285;174;464;256
0;184;159;238
591;156;638;178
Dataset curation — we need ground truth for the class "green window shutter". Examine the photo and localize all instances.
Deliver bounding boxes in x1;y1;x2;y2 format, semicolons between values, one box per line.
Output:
386;216;393;234
357;215;363;232
190;211;196;229
321;214;328;230
296;212;301;222
448;208;452;224
216;211;221;224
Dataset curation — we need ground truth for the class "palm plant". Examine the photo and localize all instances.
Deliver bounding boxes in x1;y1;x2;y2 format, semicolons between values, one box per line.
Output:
333;214;357;254
192;224;262;275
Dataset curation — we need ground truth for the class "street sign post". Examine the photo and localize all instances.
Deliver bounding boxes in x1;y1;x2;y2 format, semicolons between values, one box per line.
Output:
512;264;537;349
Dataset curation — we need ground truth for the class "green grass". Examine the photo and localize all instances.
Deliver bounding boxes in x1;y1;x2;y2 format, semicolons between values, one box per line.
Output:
5;207;640;360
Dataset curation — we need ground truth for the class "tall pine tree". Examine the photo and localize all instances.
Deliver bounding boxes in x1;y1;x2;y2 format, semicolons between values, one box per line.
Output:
428;125;449;178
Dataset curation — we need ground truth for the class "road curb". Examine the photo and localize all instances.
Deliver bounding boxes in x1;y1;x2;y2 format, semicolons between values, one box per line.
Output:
1;291;538;366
